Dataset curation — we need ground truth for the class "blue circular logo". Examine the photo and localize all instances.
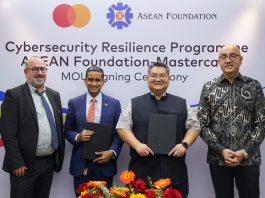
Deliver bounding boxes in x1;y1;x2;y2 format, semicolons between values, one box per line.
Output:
107;2;133;29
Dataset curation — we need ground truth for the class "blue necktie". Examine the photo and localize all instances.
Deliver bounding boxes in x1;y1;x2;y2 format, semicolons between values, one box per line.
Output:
36;90;58;149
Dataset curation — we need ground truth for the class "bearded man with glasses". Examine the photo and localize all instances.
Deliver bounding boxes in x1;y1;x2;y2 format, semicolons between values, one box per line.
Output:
198;45;265;198
0;56;65;198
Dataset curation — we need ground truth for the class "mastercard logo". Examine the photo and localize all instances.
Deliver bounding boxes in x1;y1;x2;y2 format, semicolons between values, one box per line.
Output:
53;4;91;28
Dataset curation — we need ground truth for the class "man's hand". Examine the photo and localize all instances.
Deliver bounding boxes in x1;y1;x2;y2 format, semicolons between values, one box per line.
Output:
233;150;247;163
93;150;113;164
168;143;187;157
135;143;154;157
222;149;239;167
13;166;27;177
77;129;94;142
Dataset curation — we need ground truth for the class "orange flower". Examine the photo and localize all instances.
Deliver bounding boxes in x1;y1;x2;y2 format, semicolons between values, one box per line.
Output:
153;178;171;189
110;187;127;197
120;170;136;184
87;181;107;188
79;191;88;198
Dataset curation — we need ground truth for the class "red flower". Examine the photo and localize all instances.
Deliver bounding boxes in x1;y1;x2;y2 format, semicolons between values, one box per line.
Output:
145;189;156;198
87;193;98;198
80;193;97;198
76;183;89;193
162;187;182;198
131;178;147;193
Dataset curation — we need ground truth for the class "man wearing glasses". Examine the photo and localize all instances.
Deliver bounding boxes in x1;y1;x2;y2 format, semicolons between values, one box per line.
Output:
198;45;265;198
116;62;200;198
0;56;65;198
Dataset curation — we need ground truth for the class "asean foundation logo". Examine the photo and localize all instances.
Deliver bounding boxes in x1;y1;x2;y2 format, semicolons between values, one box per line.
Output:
53;4;91;28
107;2;133;29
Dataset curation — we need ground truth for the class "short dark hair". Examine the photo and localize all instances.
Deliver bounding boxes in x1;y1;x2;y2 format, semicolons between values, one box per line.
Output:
148;62;170;75
85;66;104;79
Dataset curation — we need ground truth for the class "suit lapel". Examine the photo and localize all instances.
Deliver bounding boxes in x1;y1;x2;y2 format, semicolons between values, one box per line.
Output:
46;88;63;130
46;88;65;146
46;89;57;115
100;93;109;123
80;94;87;124
23;83;38;125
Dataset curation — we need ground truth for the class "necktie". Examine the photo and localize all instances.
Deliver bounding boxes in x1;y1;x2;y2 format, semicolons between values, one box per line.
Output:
84;97;96;175
87;98;96;122
35;90;59;149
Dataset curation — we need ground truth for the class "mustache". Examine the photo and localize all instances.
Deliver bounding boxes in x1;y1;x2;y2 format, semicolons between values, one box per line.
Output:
34;75;45;78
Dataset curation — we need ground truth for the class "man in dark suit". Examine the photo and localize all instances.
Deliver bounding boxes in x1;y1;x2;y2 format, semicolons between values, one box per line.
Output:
0;56;65;198
64;66;123;195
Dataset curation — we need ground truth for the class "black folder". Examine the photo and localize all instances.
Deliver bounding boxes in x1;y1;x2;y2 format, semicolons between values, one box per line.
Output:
82;122;113;160
147;114;177;154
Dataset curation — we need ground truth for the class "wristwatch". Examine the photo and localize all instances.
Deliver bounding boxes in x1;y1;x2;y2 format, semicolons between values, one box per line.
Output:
181;142;189;150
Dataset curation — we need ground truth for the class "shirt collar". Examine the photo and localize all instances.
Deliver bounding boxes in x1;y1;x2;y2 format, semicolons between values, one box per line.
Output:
27;83;46;94
86;92;102;103
219;73;244;83
150;91;167;100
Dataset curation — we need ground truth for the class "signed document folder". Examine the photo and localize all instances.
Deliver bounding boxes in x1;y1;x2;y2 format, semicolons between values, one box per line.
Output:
148;114;177;154
82;122;113;160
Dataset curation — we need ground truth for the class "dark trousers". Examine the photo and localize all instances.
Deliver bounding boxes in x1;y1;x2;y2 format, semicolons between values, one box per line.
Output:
74;163;113;196
172;180;189;198
210;165;260;198
10;156;54;198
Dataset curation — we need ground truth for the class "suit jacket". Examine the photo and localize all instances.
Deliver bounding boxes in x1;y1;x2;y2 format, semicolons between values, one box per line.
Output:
64;93;123;177
0;83;65;173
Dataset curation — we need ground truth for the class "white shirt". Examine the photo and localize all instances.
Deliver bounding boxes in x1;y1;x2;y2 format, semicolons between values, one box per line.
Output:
28;84;55;156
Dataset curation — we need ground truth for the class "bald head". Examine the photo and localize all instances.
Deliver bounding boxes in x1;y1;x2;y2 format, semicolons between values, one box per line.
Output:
218;45;243;82
25;56;46;69
219;45;241;57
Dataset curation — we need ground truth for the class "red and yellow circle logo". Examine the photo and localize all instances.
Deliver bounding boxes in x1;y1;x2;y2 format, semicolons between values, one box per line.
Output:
53;4;91;28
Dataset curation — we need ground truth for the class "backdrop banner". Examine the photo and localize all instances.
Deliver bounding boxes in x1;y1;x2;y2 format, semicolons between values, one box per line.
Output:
1;0;264;197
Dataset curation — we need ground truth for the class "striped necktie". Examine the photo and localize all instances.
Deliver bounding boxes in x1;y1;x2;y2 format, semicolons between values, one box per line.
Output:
87;98;96;122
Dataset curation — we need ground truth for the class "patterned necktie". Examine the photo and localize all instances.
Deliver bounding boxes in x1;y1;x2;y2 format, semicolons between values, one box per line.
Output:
35;90;59;149
87;98;96;122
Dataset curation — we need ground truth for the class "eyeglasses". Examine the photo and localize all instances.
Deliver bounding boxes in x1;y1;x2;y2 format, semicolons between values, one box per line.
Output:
27;67;48;73
149;74;168;80
219;54;241;62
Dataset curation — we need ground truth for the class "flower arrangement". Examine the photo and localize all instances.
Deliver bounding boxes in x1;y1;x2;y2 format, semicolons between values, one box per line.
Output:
76;170;182;198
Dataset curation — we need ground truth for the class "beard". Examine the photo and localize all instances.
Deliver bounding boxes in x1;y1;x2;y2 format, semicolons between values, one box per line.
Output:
31;78;46;89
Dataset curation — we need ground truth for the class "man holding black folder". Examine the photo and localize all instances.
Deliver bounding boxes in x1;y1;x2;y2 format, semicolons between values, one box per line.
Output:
116;62;200;198
64;66;123;194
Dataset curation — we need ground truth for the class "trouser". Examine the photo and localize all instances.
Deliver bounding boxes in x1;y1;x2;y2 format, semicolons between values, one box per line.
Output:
172;180;189;198
209;165;260;198
74;163;113;196
10;156;54;198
